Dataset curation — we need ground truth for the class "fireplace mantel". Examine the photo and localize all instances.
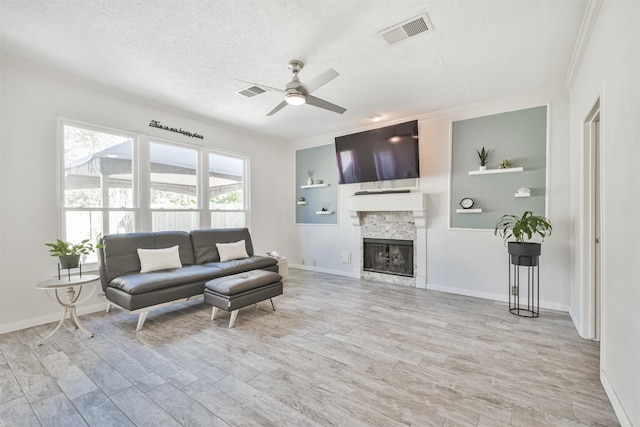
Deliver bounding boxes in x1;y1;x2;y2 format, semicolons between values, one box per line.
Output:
347;191;427;227
347;191;428;289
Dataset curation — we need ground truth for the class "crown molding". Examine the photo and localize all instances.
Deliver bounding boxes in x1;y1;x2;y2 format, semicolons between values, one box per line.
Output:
564;0;604;89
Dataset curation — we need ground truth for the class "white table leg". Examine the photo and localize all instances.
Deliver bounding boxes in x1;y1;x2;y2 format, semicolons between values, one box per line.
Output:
39;308;69;346
70;305;94;338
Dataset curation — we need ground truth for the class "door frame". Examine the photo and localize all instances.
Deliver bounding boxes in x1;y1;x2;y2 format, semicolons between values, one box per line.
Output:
579;94;602;341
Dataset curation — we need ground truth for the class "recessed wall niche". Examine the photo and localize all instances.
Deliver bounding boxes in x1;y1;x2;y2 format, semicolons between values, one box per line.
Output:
450;106;547;229
295;144;338;224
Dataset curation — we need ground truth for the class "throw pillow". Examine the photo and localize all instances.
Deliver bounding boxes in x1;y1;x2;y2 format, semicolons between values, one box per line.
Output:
216;240;249;262
137;245;182;273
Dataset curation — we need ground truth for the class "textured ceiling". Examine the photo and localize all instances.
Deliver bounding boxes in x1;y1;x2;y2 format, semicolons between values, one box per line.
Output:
0;0;587;142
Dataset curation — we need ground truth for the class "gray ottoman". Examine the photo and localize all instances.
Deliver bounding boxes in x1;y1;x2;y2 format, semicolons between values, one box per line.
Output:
204;270;283;328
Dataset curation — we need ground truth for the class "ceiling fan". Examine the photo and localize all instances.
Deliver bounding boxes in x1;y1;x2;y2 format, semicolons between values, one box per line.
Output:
237;60;347;116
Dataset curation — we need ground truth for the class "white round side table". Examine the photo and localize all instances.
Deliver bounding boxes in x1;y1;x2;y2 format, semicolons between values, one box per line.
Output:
36;274;99;345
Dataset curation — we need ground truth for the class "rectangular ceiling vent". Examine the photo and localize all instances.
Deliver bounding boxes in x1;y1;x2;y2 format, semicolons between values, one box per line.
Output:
236;85;267;98
380;14;432;45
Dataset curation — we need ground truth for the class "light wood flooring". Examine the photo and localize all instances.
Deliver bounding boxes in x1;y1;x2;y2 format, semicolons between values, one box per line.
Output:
0;269;618;426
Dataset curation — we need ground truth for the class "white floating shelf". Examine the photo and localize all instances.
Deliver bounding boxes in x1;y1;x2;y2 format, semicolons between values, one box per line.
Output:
456;208;483;214
300;183;329;189
514;193;531;198
297;201;308;205
315;211;334;215
468;167;524;176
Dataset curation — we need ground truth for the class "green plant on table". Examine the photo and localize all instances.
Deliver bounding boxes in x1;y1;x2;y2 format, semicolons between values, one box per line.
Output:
44;239;96;256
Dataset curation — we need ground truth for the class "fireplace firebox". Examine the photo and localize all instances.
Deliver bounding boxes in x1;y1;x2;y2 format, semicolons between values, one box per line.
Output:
363;238;414;277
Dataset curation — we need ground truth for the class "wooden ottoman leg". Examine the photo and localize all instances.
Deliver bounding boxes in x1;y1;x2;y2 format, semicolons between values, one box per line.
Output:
211;306;219;321
229;310;239;328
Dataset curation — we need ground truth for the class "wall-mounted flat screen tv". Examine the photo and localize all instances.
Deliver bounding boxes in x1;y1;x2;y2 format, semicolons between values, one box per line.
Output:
335;120;419;184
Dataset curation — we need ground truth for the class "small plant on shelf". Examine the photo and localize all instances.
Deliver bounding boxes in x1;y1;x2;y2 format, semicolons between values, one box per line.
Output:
499;158;513;169
476;147;490;170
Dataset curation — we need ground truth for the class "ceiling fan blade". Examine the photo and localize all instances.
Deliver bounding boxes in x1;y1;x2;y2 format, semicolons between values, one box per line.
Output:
266;100;288;116
306;95;346;114
300;69;339;94
233;78;284;93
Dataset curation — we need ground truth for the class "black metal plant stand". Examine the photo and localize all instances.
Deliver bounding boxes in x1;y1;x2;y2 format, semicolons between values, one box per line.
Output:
508;254;539;318
58;262;82;281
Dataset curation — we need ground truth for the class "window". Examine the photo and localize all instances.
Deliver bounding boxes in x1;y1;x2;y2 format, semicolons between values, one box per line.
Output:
61;122;136;263
150;141;200;232
60;120;249;260
209;152;246;228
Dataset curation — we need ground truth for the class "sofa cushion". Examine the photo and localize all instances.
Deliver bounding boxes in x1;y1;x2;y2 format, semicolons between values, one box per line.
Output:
108;265;222;295
216;240;249;262
101;231;195;283
202;255;277;276
205;270;282;296
190;228;255;264
138;245;182;273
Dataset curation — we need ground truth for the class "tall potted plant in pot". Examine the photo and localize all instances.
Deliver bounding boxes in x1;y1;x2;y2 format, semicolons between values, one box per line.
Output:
494;211;552;266
44;239;96;269
476;146;490;171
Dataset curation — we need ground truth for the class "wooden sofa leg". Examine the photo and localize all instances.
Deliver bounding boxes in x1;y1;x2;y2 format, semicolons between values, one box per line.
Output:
136;311;149;331
106;303;112;313
211;307;218;321
228;310;238;328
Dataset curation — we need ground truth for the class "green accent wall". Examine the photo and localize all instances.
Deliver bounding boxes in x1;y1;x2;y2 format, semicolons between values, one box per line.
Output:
296;145;338;224
450;106;547;229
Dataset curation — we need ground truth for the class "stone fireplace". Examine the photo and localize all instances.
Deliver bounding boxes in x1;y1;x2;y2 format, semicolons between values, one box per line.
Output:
348;191;427;288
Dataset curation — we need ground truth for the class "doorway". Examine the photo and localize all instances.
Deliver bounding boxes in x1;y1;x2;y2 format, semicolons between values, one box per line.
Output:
584;98;601;341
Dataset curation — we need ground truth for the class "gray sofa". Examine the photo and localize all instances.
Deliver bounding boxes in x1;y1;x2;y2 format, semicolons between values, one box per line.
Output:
97;228;278;330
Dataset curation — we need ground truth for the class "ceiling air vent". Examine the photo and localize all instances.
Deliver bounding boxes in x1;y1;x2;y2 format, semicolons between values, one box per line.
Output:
236;85;267;98
380;14;432;45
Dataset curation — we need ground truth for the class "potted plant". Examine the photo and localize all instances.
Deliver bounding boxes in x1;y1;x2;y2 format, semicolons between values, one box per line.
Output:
476;147;490;170
499;158;513;169
494;211;552;266
44;238;96;269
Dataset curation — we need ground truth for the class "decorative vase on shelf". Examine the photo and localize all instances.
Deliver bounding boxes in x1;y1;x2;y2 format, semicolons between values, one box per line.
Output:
307;177;313;185
479;165;487;171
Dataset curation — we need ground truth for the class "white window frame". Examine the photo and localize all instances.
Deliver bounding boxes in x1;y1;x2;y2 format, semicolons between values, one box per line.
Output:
58;118;140;258
206;149;250;230
58;118;250;265
146;137;203;231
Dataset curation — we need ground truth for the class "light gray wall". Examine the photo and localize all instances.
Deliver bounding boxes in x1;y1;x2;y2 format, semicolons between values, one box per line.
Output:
450;106;547;229
569;1;639;425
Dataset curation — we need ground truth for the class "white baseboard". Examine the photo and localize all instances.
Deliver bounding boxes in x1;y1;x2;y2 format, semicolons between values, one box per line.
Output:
289;264;360;279
568;305;587;338
0;302;108;335
601;369;632;427
426;283;569;312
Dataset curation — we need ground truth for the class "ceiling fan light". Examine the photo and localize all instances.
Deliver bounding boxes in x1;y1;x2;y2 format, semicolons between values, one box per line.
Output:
285;92;306;105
